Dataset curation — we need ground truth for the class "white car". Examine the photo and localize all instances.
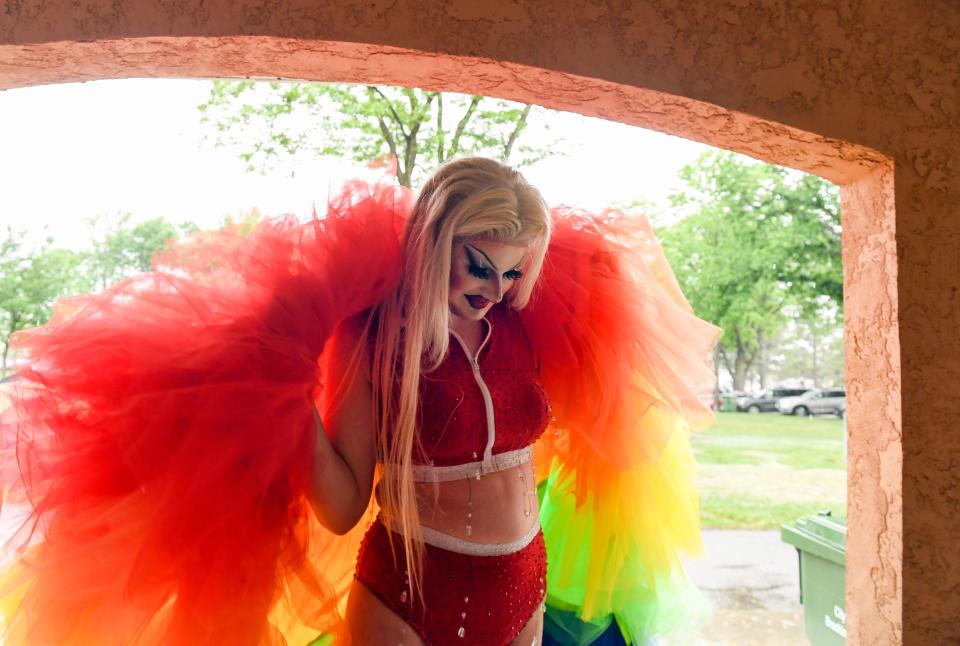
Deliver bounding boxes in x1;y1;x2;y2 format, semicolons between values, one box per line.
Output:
776;389;846;417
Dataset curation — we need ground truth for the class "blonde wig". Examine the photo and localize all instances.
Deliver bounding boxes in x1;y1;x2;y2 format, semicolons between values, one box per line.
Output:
370;157;551;601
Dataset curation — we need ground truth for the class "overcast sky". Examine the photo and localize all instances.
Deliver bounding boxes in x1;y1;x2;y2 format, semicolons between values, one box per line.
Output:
0;78;719;248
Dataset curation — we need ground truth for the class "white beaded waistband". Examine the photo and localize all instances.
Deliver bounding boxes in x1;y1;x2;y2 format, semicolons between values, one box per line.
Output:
410;445;533;482
381;515;541;556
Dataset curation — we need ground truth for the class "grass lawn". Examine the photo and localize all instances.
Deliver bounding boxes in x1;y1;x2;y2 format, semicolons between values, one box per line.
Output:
692;412;846;529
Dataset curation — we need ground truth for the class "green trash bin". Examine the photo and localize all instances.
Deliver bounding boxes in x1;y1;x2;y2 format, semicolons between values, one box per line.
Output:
781;512;847;645
719;393;737;412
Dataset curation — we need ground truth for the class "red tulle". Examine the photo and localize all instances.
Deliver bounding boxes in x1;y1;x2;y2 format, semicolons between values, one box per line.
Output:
1;180;410;645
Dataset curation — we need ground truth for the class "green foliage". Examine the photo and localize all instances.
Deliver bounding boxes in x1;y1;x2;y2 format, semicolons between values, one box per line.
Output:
220;207;264;235
0;215;198;374
197;81;557;187
84;213;195;291
657;151;842;388
0;230;85;372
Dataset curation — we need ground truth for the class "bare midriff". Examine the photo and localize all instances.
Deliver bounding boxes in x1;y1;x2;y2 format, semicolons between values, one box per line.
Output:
378;460;539;545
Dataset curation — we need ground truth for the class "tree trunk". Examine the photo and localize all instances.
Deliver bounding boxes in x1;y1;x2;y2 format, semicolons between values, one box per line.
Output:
501;104;531;162
2;316;18;375
757;330;768;389
436;94;445;162
732;328;758;391
732;353;749;391
447;96;482;160
810;324;821;388
712;346;723;410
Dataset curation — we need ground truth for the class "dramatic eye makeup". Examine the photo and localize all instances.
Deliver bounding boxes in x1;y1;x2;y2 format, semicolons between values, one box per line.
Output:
464;246;524;281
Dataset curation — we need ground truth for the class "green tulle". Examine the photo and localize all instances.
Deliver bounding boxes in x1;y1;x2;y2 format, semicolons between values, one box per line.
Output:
537;450;712;645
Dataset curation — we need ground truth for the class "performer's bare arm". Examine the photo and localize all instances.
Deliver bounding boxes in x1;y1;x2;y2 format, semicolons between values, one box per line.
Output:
308;316;377;535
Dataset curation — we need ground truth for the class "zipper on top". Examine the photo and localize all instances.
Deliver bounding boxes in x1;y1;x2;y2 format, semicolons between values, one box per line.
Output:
448;317;496;472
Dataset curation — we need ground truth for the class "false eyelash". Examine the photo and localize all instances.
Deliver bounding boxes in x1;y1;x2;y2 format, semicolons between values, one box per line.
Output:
468;264;490;279
468;264;523;281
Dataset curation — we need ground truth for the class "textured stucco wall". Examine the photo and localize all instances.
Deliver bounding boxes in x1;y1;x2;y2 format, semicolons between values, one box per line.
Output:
3;1;958;643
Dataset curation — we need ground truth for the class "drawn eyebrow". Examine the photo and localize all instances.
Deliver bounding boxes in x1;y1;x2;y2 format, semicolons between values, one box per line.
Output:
466;244;523;272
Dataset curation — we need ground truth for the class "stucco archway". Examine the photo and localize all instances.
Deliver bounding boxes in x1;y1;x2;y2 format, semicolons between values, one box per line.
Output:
5;4;953;643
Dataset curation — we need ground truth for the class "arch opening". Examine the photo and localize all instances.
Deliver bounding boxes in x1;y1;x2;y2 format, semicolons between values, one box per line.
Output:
0;34;901;644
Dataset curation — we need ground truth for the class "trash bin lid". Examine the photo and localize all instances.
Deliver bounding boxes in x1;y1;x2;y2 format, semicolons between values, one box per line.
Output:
781;512;846;566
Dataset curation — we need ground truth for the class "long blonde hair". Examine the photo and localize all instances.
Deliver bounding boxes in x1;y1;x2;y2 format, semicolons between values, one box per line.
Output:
370;157;550;600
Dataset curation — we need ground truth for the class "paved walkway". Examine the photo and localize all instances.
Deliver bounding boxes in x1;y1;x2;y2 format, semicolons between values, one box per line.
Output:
670;530;810;646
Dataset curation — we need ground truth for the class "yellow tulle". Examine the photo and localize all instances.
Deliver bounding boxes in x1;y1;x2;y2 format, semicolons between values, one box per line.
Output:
537;406;711;643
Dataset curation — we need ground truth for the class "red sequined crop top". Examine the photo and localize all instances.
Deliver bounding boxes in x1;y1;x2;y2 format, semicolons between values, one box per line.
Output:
413;304;551;470
370;303;550;480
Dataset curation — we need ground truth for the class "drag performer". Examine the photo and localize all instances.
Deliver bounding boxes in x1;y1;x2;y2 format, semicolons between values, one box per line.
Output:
0;157;719;645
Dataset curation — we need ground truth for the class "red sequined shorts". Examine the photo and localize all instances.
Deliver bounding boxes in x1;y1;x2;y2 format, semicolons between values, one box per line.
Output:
354;517;547;645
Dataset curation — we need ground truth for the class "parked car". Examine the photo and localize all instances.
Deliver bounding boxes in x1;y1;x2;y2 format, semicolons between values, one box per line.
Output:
736;388;810;413
777;389;846;417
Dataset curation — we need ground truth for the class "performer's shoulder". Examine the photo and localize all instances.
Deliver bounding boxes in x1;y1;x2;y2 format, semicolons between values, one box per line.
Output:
330;309;377;366
329;310;376;379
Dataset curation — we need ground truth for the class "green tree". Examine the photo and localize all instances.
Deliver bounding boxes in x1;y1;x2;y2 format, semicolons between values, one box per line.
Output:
84;214;197;291
198;81;556;187
0;230;85;373
657;151;842;390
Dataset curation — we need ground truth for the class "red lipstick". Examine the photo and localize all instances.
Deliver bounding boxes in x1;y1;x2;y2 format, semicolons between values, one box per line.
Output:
466;295;490;310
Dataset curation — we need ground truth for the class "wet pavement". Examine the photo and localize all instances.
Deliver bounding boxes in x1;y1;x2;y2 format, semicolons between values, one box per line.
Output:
673;529;810;645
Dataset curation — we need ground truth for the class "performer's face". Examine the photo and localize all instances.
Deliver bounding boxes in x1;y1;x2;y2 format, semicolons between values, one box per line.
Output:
449;239;527;322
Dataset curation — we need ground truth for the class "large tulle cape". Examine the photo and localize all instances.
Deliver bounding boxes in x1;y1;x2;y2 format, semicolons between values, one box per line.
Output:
0;181;719;645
